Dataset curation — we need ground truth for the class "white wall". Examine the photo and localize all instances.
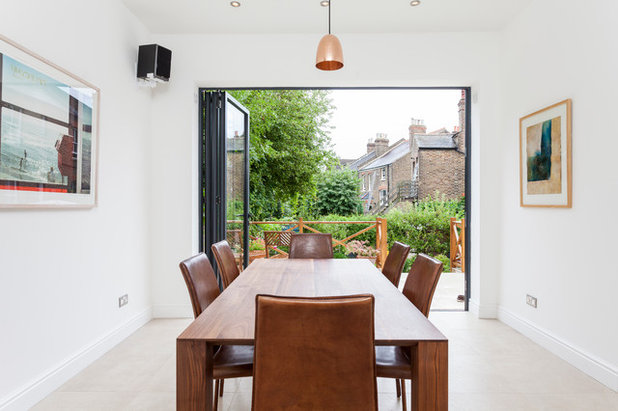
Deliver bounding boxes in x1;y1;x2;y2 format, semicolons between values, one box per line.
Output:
498;0;618;390
148;32;504;319
0;1;154;409
3;0;614;406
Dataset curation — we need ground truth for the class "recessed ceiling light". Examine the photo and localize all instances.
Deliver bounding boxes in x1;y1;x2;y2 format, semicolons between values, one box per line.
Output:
230;1;241;7
320;1;329;6
410;0;421;6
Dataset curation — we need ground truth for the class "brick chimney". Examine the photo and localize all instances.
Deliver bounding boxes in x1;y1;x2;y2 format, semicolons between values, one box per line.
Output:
366;138;376;154
409;118;427;137
374;133;389;156
409;118;427;152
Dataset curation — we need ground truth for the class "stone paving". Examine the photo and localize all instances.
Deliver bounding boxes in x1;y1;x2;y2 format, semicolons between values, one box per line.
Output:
399;271;465;310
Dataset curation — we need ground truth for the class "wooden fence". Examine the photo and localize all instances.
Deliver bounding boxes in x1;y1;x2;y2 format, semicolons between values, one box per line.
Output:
449;217;465;272
231;218;388;268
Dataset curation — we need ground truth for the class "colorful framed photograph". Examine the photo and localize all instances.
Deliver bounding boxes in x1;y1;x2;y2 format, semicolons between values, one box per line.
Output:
520;99;572;208
0;35;99;208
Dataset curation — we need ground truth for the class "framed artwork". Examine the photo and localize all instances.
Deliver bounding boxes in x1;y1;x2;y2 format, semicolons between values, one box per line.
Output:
0;34;99;208
520;99;572;208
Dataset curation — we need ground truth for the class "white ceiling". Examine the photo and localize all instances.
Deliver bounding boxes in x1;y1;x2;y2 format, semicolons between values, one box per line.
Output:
122;0;533;34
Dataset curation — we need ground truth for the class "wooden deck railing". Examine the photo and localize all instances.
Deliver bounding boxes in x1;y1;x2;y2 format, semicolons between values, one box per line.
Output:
231;218;389;268
449;217;465;272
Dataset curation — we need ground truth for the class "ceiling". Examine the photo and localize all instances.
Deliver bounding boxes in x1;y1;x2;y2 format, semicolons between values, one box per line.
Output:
122;0;533;34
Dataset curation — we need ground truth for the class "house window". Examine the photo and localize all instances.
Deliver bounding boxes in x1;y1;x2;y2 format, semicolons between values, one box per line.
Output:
362;178;366;191
381;168;386;181
380;189;387;206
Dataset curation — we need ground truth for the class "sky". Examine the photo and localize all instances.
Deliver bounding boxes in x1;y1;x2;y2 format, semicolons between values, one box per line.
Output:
327;89;463;159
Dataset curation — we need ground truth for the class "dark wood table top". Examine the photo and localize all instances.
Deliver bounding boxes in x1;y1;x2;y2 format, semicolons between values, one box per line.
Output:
178;258;447;345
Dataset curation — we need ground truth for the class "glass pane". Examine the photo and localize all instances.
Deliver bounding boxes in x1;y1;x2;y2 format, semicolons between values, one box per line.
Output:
225;100;246;267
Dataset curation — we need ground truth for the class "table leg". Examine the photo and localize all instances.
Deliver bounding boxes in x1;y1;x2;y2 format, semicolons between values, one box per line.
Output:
411;341;448;411
177;340;214;411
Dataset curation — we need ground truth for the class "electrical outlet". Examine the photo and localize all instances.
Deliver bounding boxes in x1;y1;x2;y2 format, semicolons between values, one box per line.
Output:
119;294;129;308
526;294;537;308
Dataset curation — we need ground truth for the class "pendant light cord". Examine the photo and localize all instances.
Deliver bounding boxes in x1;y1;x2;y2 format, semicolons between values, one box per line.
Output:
328;0;331;34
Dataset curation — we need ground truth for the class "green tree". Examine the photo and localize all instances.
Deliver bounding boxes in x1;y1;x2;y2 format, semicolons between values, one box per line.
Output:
315;169;362;216
228;90;335;219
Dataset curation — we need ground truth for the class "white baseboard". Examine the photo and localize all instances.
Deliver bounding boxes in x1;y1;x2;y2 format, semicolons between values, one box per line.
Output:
152;304;193;318
0;307;152;411
468;298;497;319
498;306;618;392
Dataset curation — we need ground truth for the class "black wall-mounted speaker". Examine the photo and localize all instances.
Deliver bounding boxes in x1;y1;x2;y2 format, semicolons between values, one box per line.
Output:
137;44;172;81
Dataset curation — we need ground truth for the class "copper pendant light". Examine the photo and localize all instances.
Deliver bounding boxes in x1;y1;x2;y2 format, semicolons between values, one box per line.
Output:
316;0;343;71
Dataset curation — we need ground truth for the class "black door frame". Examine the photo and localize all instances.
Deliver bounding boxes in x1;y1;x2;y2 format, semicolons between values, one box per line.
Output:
198;90;251;283
198;86;471;310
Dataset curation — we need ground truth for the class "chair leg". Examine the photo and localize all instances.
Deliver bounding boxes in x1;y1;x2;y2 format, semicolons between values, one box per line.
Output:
396;378;401;397
214;379;220;410
401;379;407;411
220;379;224;397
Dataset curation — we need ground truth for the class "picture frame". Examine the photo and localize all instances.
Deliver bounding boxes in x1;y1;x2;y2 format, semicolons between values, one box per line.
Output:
519;99;572;208
0;34;99;208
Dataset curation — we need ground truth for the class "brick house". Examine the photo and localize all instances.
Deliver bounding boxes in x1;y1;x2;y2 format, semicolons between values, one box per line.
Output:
409;131;465;200
356;135;412;213
343;92;466;213
409;93;466;201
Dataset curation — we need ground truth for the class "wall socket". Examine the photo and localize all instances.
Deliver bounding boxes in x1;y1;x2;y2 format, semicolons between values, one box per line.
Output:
526;294;537;308
119;294;129;308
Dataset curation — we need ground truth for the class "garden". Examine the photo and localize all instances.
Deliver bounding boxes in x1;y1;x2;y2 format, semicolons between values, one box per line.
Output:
227;89;465;272
246;194;465;272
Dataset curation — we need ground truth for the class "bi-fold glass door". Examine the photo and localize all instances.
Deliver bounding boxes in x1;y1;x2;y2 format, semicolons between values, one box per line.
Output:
199;90;250;284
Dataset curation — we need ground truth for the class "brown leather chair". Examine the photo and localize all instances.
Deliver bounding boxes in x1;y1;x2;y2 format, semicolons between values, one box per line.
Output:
252;294;378;411
381;241;411;287
375;254;443;411
288;233;334;259
211;240;241;289
179;253;253;410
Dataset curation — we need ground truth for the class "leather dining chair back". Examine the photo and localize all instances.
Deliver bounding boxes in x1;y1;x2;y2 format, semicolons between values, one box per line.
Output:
179;252;254;410
252;294;378;411
402;253;443;317
178;253;221;319
211;240;240;289
381;242;411;287
288;233;334;259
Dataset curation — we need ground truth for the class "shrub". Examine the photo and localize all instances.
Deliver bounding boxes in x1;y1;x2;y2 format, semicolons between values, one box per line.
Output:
402;253;451;274
386;206;449;256
248;197;464;272
310;214;376;245
315;169;362;216
316;197;463;271
333;251;347;259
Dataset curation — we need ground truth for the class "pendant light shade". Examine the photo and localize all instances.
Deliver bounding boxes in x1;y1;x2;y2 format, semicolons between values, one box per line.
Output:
316;34;344;71
315;0;343;71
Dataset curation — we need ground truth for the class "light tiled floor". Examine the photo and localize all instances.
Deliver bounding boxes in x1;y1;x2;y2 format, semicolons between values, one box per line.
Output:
33;314;617;411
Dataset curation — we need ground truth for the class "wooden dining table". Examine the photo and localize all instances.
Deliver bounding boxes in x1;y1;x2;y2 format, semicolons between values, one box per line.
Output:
177;258;448;411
